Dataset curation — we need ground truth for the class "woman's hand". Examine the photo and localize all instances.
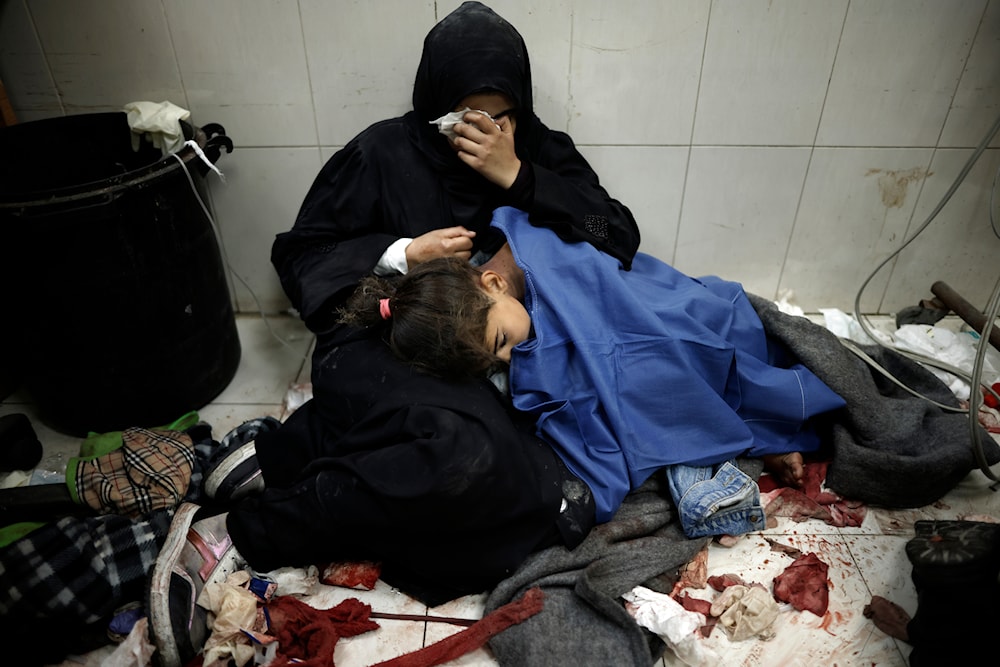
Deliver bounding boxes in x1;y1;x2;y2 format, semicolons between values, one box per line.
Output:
405;226;476;268
451;112;521;189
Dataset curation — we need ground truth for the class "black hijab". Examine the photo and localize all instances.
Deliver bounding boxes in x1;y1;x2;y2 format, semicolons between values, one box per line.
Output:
411;1;535;121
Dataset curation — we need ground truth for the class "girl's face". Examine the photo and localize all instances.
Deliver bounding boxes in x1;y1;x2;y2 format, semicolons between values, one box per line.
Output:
480;272;531;363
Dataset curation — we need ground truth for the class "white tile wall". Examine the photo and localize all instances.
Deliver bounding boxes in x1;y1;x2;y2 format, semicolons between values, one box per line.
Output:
568;0;710;145
166;0;318;147
207;147;326;313
781;147;934;312
0;0;60;122
693;0;847;147
881;148;1000;313
940;0;1000;148
816;0;986;148
676;146;811;299
1;0;998;314
300;0;434;146
30;0;187;115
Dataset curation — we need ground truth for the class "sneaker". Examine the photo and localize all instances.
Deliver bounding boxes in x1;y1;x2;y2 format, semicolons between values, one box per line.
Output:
147;502;246;667
204;416;281;501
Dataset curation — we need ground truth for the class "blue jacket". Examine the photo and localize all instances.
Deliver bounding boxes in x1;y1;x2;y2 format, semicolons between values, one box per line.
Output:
494;207;845;522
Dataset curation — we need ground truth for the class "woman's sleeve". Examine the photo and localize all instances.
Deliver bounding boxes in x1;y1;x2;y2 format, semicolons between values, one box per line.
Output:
515;127;641;269
270;140;397;333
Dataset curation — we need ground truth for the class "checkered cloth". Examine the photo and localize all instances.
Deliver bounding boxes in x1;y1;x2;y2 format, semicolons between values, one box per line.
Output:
0;423;216;625
71;427;196;517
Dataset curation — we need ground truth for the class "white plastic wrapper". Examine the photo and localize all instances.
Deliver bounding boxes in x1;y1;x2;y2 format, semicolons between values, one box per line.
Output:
622;586;719;666
819;308;893;346
892;324;1000;400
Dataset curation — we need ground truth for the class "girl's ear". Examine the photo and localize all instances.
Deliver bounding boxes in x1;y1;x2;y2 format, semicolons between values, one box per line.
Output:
479;269;509;295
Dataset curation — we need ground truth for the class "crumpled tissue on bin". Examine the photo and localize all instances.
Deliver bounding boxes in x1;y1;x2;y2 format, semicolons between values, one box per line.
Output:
124;100;191;155
623;586;719;667
198;570;263;667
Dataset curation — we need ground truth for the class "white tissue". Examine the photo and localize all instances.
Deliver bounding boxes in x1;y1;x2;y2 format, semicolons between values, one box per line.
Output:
429;107;494;139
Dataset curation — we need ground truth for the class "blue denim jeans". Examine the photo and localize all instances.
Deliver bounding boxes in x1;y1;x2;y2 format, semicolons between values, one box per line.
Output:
665;460;765;538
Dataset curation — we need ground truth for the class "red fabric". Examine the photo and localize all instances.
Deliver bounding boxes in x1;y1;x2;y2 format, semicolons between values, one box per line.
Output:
984;383;1000;409
369;588;545;667
267;595;379;667
321;560;382;590
707;573;747;591
759;461;867;527
772;552;830;617
676;593;719;637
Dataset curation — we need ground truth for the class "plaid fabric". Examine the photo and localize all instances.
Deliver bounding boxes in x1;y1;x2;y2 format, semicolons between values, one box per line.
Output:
0;423;217;624
73;427;196;517
0;508;174;623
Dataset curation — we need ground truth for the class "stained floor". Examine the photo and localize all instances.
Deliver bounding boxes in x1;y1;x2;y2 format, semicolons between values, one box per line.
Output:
3;313;998;667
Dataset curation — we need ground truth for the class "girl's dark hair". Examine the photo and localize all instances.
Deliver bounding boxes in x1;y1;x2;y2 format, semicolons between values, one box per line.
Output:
338;257;501;379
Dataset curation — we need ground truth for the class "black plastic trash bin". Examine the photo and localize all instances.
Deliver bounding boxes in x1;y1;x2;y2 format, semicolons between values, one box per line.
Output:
0;112;241;436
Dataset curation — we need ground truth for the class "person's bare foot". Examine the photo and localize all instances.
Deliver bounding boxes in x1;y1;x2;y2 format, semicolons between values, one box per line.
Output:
863;595;910;642
761;451;805;487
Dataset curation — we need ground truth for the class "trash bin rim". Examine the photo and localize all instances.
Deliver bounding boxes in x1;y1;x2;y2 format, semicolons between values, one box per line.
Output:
0;143;207;211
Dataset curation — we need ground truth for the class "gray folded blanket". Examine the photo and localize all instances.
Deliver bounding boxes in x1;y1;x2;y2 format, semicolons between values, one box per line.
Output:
487;295;999;666
486;474;717;666
747;293;999;508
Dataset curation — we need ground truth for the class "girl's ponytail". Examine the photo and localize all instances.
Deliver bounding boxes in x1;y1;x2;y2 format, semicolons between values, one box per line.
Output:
338;275;397;328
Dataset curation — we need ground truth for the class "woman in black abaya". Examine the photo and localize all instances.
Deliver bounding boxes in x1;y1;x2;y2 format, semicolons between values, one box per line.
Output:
231;2;641;605
272;0;639;332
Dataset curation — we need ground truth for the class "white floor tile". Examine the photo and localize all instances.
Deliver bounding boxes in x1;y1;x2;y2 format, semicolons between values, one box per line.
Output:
333;618;427;666
209;314;313;405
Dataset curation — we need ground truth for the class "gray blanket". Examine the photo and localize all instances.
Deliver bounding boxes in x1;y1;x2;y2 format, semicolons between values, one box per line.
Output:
486;295;1000;666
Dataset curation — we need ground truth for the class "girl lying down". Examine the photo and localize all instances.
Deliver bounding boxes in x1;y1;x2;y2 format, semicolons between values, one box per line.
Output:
340;206;846;537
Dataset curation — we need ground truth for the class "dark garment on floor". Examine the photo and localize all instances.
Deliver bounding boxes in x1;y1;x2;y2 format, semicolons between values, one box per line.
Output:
229;327;594;607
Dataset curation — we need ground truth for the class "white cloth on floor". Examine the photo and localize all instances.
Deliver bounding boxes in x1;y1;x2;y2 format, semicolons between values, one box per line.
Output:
124;100;191;155
623;586;719;666
198;571;260;667
709;584;779;641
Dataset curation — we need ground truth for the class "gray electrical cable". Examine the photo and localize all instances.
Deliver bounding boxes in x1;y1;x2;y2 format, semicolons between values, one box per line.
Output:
967;273;1000;486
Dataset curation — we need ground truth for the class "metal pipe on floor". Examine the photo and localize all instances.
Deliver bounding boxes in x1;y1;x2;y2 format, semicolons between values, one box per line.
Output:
930;280;1000;353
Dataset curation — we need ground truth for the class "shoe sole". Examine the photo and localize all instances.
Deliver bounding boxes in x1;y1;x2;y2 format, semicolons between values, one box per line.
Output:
148;503;200;667
204;441;258;499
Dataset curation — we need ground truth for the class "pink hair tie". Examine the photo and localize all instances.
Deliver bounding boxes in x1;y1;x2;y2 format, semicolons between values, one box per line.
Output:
379;298;392;320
